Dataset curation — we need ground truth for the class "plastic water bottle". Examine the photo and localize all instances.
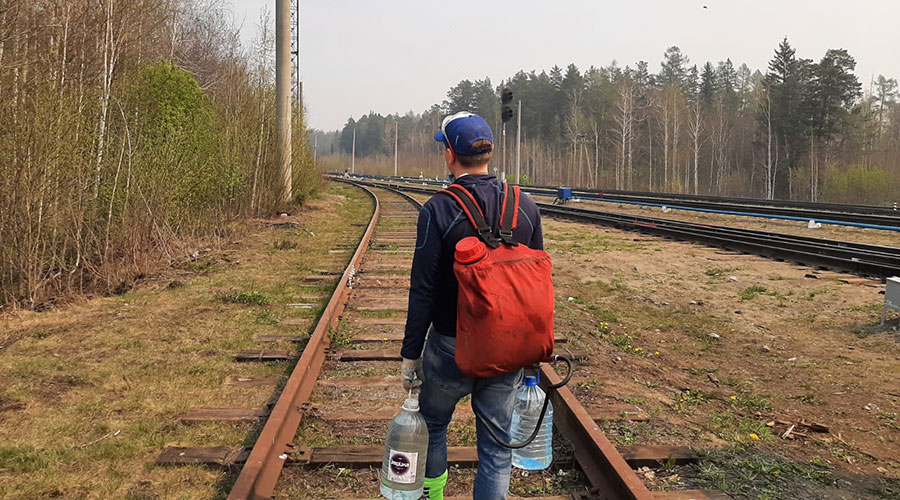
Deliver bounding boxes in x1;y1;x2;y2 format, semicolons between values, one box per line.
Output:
510;375;553;470
381;398;429;500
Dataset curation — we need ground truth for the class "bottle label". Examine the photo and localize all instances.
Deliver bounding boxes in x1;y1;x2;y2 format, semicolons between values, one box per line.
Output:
387;449;418;484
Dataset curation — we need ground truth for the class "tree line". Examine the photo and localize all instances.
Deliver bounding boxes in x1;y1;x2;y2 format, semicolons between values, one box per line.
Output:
0;0;315;308
317;39;899;206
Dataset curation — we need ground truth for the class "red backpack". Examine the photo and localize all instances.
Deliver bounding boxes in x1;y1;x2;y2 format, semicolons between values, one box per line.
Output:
438;183;555;378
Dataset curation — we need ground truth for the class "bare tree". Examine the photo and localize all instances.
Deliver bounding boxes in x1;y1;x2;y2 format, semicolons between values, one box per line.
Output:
759;82;778;199
687;97;704;195
614;78;636;190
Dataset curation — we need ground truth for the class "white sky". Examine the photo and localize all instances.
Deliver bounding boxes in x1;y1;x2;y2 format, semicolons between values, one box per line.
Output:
229;0;900;131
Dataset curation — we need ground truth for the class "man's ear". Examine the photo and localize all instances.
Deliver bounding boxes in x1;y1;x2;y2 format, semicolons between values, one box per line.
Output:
444;147;455;165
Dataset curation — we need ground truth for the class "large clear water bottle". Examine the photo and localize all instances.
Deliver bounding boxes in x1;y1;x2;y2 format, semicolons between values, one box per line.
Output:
381;398;429;500
510;375;553;470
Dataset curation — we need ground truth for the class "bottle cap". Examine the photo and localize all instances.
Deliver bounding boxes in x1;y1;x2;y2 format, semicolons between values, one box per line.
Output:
402;398;420;412
524;376;538;387
455;236;487;264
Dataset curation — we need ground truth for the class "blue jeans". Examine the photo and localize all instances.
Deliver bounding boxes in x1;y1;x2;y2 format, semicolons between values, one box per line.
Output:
419;329;523;500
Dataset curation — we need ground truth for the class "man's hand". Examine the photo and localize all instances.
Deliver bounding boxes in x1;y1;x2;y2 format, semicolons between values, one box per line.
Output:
401;357;424;390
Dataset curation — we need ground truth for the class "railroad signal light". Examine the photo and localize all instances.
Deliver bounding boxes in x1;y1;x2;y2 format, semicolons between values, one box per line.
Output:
501;88;513;105
501;105;514;123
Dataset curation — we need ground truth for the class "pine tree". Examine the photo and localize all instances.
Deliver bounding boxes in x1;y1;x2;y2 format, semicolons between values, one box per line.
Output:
764;38;812;198
659;46;689;88
700;62;717;106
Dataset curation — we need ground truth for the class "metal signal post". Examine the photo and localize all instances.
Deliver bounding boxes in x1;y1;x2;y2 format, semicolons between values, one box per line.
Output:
516;99;521;185
501;88;514;183
394;120;399;177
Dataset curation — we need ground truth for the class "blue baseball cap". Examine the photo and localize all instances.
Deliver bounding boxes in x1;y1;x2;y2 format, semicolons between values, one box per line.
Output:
434;111;494;156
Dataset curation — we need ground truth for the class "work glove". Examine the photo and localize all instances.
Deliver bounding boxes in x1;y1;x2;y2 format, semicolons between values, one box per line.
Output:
401;357;424;390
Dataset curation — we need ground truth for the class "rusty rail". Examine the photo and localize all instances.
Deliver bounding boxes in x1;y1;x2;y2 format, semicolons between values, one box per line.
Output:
541;365;654;500
227;183;381;500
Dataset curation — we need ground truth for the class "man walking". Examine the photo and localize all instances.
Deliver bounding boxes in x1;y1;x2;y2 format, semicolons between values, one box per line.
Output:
400;111;544;500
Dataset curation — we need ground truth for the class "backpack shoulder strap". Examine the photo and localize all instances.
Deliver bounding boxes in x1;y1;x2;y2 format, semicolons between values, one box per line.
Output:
437;184;501;248
498;183;521;246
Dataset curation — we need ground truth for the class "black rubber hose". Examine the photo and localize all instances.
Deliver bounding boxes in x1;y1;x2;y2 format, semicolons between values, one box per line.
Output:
472;355;573;450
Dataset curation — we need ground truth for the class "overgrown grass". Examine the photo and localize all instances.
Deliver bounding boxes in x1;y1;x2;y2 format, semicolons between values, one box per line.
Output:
706;411;775;444
220;290;271;305
670;390;706;414
689;447;837;499
740;285;768;300
0;182;369;499
706;267;736;277
730;393;773;411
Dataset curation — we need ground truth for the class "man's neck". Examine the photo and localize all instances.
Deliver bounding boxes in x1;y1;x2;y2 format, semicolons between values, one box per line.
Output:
449;164;489;177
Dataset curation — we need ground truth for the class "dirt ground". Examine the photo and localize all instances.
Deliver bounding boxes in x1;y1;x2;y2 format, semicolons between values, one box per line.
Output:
545;216;900;499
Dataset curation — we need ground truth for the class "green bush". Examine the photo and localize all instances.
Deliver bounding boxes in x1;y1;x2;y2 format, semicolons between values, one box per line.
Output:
127;62;241;230
822;165;900;205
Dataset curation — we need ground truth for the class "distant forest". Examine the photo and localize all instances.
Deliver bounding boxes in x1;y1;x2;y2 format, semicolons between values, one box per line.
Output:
314;40;899;205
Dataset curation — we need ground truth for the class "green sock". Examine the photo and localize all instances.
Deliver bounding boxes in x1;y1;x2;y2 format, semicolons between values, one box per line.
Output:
422;470;448;500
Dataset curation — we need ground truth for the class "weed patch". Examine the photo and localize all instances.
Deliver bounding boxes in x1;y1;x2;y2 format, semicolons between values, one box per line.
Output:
789;392;820;405
274;239;299;250
730;393;773;411
705;267;736;277
670;390;705;414
740;285;768;300
254;309;281;325
707;411;775;443
687;447;836;499
221;290;271;305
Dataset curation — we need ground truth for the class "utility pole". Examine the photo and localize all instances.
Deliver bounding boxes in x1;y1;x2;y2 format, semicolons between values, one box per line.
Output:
515;99;522;185
275;0;292;202
351;127;356;174
313;132;318;163
394;120;399;177
291;0;301;113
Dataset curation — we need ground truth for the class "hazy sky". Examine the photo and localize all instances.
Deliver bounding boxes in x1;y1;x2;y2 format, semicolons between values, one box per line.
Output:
229;0;900;131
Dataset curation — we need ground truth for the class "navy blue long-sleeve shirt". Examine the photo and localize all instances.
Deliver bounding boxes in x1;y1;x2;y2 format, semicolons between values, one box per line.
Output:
401;174;544;360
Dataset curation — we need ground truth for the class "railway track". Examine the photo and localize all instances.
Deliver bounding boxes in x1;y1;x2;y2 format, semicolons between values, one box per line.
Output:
156;182;728;499
356;174;900;229
357;180;900;280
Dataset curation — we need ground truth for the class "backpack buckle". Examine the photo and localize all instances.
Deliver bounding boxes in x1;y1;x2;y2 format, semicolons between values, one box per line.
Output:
498;229;518;246
477;227;501;249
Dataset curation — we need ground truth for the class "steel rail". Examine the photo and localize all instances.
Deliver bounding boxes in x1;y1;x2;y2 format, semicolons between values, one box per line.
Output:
227;182;381;500
358;173;899;217
535;203;900;259
551;186;899;216
354;174;900;227
536;203;900;278
363;180;900;278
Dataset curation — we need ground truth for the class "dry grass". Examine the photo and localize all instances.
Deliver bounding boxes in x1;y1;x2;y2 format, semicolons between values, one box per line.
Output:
0;182;372;499
544;217;900;497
